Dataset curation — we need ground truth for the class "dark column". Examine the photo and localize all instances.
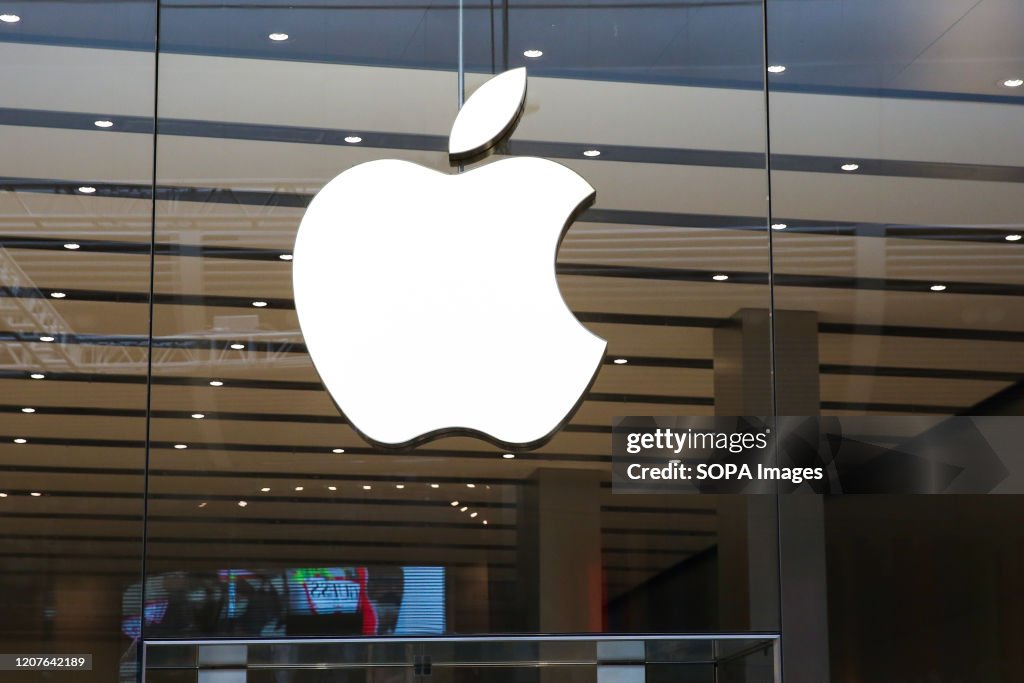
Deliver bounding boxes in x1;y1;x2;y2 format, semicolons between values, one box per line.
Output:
518;468;604;632
713;307;829;682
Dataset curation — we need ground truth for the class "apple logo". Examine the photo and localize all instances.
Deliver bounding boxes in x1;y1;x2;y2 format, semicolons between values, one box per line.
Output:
293;68;606;449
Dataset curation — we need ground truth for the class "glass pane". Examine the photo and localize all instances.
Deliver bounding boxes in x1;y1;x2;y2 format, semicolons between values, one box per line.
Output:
767;0;1024;679
465;0;776;632
0;2;155;681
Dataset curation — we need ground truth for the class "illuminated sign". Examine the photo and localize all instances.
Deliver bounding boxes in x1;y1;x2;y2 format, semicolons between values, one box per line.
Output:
293;68;605;448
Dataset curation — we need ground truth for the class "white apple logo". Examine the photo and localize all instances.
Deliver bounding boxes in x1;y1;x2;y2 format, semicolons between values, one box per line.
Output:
293;68;606;449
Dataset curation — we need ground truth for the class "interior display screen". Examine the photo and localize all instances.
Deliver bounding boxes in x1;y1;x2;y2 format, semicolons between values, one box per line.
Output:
122;565;445;638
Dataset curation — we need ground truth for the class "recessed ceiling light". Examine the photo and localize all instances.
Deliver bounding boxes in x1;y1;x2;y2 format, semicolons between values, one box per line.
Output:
229;343;245;350
30;492;42;497
39;335;55;342
582;149;601;158
767;65;787;74
294;486;304;491
1006;234;1022;242
93;120;114;128
344;136;363;144
0;14;21;23
50;292;66;299
1001;78;1023;88
396;484;405;489
209;380;224;387
0;493;6;498
252;301;268;308
523;49;544;58
363;485;372;490
198;502;208;508
460;506;468;512
238;500;248;507
430;483;440;488
21;408;35;413
612;358;628;365
260;487;270;492
13;438;26;444
712;274;729;281
451;501;459;506
328;485;337;491
482;520;488;525
268;32;289;41
173;443;188;449
771;223;787;230
77;186;96;194
502;453;515;459
332;448;345;454
466;483;476;488
470;512;478;518
30;373;45;380
191;413;205;419
840;163;860;171
930;284;947;292
279;254;293;261
63;243;80;250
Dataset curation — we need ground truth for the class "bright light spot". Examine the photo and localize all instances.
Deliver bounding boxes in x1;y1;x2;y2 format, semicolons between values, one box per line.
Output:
767;65;787;74
78;186;96;194
470;512;478;518
582;149;601;158
771;223;787;230
295;486;304;491
13;438;26;444
280;254;293;261
482;520;488;525
332;448;345;454
712;274;729;281
466;483;476;488
30;373;45;380
252;301;268;308
1006;234;1022;242
238;500;248;507
523;49;544;58
39;336;55;342
430;483;440;488
30;492;42;497
268;32;289;41
344;136;363;144
174;444;188;449
930;284;947;292
0;493;7;498
230;343;245;350
260;487;270;492
94;120;114;128
50;292;66;299
363;485;372;490
63;243;80;250
502;453;515;459
209;380;224;387
612;358;628;365
198;502;208;508
191;413;205;419
460;506;468;512
21;408;35;413
0;14;21;23
841;163;860;171
451;501;460;506
1001;78;1023;88
396;484;405;489
328;485;337;491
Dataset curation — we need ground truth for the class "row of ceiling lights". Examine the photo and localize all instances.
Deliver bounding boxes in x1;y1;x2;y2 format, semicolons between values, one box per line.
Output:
2;13;1021;90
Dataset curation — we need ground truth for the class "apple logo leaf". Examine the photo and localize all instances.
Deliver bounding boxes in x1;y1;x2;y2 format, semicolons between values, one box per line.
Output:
449;67;527;160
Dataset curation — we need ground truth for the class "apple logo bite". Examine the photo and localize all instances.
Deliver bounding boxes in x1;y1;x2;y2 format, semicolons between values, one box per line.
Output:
292;68;607;450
